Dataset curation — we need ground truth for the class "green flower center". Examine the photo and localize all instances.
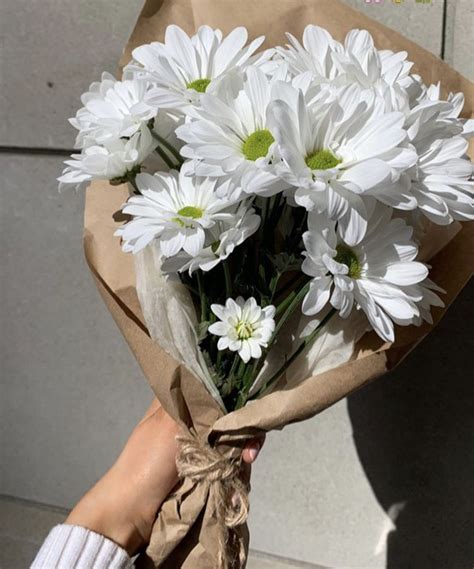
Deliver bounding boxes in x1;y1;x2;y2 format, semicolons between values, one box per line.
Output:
236;320;254;340
177;206;204;219
305;149;341;170
242;129;275;161
335;244;361;279
186;78;211;93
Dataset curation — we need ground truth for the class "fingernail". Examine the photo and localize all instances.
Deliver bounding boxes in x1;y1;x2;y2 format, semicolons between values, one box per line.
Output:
248;443;260;462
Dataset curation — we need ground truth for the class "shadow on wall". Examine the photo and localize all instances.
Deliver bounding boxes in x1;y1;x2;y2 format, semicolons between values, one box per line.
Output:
348;279;474;569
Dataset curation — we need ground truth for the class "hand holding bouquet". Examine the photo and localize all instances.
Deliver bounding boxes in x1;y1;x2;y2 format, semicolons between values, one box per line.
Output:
63;1;473;567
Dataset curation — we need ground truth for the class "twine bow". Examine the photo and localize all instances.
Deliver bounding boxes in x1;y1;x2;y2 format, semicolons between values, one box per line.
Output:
176;432;250;569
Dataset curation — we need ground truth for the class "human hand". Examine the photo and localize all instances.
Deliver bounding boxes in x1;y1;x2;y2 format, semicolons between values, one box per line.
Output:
66;400;263;556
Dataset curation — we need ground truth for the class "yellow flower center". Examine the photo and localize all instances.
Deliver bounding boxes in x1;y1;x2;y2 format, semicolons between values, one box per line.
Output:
187;78;211;93
236;320;254;340
305;149;341;170
242;129;275;161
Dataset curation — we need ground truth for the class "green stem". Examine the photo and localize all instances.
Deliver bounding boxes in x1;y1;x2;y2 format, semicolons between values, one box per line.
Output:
269;252;299;305
196;271;207;322
128;181;138;195
275;290;296;316
155;146;175;170
216;349;222;370
151;131;183;165
268;193;282;229
253;308;337;399
269;281;310;350
223;262;232;299
234;359;252;410
236;360;259;409
237;358;247;379
126;172;139;195
287;209;308;252
258;198;271;250
228;354;240;379
269;272;281;298
275;274;306;304
235;392;246;410
261;198;269;228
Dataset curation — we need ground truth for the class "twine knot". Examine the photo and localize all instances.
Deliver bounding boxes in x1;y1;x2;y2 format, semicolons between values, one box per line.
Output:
176;432;249;568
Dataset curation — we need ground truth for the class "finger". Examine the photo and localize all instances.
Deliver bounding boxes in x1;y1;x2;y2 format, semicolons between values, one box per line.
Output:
242;434;266;465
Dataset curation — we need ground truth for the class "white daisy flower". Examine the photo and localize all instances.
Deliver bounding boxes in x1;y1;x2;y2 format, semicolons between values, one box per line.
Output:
115;162;238;256
129;25;266;112
301;207;429;343
70;73;158;148
209;297;276;362
280;26;414;111
411;136;474;224
418;82;474;138
176;66;288;197
161;203;260;274
58;127;156;191
268;84;417;245
406;105;474;225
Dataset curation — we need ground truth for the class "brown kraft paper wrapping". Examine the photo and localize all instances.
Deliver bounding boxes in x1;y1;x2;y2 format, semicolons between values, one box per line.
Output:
83;1;474;567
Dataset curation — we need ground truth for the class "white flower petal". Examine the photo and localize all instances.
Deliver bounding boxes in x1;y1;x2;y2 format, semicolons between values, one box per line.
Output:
383;262;428;286
302;278;332;316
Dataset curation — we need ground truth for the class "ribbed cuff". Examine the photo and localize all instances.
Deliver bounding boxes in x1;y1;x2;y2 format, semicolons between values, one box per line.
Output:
31;524;133;568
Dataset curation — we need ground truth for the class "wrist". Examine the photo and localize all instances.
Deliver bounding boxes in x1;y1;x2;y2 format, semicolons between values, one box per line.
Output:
66;468;148;555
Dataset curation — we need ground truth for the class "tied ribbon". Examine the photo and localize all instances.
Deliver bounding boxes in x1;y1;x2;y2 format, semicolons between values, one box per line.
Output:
176;432;250;569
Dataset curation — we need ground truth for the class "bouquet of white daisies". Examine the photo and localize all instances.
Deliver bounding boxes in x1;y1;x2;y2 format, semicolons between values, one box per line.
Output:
62;23;473;412
65;10;474;568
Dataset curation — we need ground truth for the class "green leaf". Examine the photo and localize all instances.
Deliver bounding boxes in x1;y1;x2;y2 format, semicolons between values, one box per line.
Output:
268;251;301;273
196;321;210;342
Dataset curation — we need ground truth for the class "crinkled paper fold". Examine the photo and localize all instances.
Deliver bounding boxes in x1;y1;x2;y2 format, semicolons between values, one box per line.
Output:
83;0;474;566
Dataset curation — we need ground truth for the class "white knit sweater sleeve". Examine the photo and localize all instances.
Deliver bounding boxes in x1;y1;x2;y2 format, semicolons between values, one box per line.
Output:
31;525;134;569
